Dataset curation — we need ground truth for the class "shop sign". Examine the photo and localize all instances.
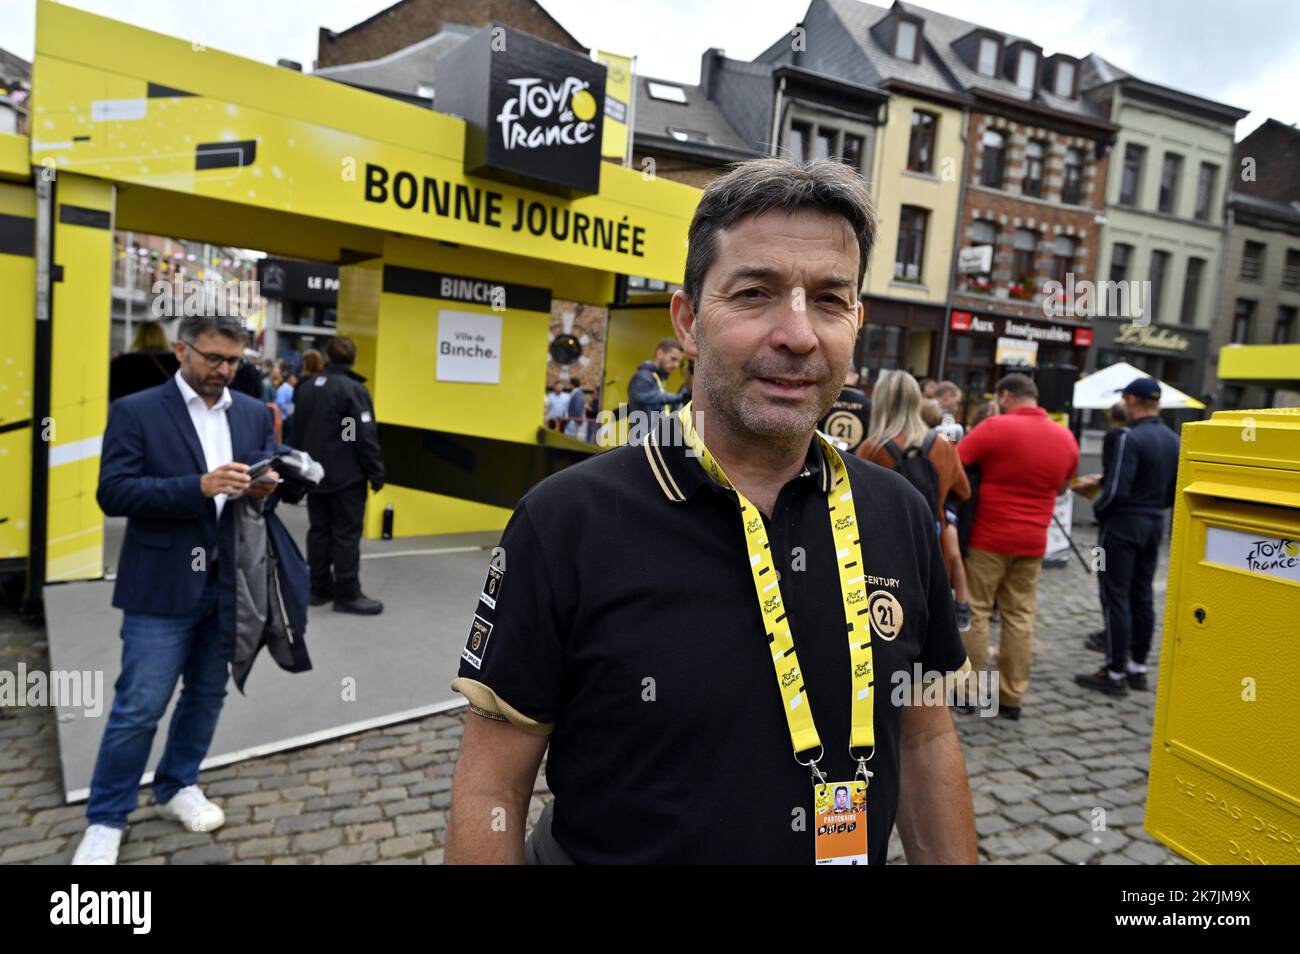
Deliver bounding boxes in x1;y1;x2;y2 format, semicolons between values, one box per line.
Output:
258;258;340;305
958;245;993;274
951;310;997;333
995;336;1038;367
1003;319;1073;344
1114;323;1191;352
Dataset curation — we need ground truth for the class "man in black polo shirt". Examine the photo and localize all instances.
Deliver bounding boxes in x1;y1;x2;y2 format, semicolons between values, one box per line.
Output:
817;367;871;454
447;158;977;864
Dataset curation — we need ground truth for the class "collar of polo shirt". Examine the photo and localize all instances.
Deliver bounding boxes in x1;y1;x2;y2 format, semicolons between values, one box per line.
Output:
643;411;833;503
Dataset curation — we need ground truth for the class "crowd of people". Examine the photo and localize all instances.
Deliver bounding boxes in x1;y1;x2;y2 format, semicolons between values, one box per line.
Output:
78;157;1185;866
543;378;598;441
816;364;1180;720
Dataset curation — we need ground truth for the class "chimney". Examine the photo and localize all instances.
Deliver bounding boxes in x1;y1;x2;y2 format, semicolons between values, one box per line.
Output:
700;47;724;98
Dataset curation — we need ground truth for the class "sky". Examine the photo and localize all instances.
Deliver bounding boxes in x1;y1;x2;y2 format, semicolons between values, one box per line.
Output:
2;0;1297;139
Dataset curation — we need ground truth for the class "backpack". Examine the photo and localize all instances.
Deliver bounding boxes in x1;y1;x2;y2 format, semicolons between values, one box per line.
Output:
882;431;941;517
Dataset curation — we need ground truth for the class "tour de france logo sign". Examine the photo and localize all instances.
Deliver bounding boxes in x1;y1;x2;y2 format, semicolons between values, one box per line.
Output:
435;25;607;194
497;76;599;152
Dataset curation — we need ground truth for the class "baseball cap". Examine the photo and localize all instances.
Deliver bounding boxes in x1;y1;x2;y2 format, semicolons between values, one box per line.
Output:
1118;377;1161;400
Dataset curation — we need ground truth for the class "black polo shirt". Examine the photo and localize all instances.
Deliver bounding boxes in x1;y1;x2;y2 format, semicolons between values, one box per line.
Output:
818;385;872;454
453;415;969;864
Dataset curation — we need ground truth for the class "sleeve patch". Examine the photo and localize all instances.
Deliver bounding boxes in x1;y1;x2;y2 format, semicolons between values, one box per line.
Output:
462;615;493;669
480;563;504;609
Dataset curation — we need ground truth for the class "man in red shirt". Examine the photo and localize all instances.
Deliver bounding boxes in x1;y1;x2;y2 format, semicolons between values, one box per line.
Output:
957;373;1079;719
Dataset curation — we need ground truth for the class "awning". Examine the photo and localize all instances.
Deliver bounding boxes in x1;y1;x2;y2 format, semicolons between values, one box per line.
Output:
1073;360;1206;410
1217;343;1300;388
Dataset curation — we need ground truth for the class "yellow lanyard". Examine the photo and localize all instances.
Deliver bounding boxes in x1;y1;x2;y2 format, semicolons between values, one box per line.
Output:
653;369;670;415
678;403;875;773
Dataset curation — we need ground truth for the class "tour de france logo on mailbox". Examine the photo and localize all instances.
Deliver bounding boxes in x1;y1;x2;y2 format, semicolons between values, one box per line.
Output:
436;25;606;196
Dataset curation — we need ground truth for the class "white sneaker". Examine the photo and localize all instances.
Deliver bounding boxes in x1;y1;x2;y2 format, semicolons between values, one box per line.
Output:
160;785;226;832
72;824;123;865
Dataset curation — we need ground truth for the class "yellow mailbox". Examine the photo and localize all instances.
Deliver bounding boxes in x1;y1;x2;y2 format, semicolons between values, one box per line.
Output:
1146;407;1300;864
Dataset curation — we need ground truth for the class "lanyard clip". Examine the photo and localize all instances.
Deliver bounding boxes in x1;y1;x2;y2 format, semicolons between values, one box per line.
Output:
854;749;875;788
796;745;828;785
855;760;873;788
808;758;828;786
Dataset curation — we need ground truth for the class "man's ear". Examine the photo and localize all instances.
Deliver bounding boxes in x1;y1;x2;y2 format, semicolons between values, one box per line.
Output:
854;299;864;332
669;290;700;358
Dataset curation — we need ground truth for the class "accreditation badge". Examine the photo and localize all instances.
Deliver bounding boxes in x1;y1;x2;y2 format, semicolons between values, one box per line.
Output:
814;780;868;865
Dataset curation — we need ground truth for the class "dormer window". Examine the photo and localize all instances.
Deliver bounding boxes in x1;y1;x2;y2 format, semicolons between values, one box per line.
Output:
977;36;999;76
1043;54;1079;98
896;19;918;59
1014;48;1038;90
1053;58;1076;97
883;12;925;62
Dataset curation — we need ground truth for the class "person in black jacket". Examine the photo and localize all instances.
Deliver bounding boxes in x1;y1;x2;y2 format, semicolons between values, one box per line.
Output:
293;336;386;615
626;337;686;433
1073;378;1179;696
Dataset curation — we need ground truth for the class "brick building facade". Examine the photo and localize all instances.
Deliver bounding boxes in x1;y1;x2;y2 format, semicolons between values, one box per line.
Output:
316;0;584;69
945;108;1112;398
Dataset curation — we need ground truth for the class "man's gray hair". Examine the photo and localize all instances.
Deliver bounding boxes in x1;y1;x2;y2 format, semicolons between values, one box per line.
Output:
178;315;245;344
683;158;878;307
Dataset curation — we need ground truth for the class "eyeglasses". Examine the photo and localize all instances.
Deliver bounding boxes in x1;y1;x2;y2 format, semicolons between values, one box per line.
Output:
183;340;243;370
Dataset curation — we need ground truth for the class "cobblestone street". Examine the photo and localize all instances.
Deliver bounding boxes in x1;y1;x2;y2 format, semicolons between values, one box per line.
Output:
0;523;1184;865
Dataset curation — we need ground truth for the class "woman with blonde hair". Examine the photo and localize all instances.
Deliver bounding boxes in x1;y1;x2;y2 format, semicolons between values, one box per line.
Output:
109;321;179;401
858;370;973;630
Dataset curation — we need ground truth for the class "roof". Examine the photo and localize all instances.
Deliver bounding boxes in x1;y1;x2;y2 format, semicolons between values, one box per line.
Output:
1229;191;1300;227
1085;54;1130;85
320;0;585;53
633;74;761;160
0;46;32;85
1080;53;1248;123
814;0;1111;126
312;26;473;98
821;0;963;94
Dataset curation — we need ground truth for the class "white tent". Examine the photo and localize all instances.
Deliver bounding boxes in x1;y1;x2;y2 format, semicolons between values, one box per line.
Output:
1073;361;1206;410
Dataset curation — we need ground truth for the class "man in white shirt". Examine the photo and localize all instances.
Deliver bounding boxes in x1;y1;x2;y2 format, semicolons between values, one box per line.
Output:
73;315;278;865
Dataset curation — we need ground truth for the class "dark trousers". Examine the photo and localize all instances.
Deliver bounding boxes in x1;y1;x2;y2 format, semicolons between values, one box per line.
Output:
1097;514;1164;672
307;481;367;601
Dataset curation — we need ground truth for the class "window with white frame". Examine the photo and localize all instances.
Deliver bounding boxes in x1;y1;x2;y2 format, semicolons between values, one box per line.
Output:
784;113;871;174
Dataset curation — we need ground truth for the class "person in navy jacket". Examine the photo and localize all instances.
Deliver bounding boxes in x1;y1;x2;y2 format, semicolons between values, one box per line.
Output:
1074;377;1180;698
73;315;279;865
